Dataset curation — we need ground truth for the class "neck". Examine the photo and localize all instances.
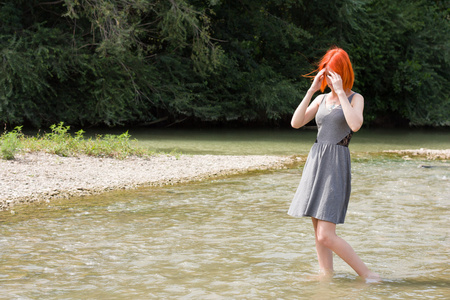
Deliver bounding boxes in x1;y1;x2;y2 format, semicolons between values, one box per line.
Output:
331;89;351;98
331;90;338;98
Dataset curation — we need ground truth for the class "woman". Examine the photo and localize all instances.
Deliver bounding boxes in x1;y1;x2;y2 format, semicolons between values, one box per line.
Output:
288;47;380;282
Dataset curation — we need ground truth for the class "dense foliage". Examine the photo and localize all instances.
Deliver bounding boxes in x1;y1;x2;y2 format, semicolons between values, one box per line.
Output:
0;0;449;128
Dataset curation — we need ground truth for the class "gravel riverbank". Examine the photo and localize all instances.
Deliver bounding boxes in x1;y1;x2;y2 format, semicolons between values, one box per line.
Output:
2;148;448;211
1;153;297;210
383;148;450;160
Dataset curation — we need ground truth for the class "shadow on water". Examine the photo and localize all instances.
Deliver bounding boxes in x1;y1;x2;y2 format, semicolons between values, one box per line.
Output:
0;158;449;299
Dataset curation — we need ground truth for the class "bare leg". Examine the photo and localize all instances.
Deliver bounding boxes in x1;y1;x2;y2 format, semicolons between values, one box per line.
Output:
315;219;380;281
312;218;333;276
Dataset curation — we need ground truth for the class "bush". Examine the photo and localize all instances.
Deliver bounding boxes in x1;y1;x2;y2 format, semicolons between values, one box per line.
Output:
4;123;154;160
0;126;23;160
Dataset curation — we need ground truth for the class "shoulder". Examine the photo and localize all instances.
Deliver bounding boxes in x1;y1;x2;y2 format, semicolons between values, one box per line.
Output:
350;92;364;112
312;93;327;106
351;92;364;105
352;92;364;100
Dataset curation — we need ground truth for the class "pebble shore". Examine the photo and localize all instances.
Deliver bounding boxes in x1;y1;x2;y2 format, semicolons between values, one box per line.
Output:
383;148;450;160
0;153;297;210
2;148;447;211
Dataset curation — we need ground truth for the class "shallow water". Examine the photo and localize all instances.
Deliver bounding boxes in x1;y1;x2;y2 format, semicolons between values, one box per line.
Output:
1;159;449;299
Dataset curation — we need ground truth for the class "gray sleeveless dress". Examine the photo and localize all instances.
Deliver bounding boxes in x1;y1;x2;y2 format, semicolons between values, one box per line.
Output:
288;93;357;224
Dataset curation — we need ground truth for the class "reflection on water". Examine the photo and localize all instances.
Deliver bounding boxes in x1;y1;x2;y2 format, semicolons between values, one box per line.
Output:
0;159;449;299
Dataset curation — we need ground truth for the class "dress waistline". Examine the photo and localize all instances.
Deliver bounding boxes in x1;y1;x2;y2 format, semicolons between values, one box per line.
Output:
315;132;353;147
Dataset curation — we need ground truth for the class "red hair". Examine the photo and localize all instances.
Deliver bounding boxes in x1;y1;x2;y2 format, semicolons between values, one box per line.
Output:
306;47;354;92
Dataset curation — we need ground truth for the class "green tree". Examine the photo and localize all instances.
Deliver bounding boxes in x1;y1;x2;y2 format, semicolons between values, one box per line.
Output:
351;0;450;126
0;0;222;127
0;0;448;127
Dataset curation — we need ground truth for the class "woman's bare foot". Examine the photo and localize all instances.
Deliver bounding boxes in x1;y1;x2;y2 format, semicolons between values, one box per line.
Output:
363;271;381;283
308;269;334;282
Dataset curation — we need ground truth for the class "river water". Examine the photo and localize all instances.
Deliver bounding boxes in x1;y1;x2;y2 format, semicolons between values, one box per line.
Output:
128;128;450;155
1;154;449;298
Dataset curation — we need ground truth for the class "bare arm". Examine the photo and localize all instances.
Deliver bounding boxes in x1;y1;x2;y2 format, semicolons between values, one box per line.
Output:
327;71;364;132
291;91;323;129
291;69;326;129
337;91;364;132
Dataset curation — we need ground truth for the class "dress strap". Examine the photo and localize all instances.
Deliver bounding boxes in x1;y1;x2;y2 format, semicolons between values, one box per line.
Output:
348;92;357;103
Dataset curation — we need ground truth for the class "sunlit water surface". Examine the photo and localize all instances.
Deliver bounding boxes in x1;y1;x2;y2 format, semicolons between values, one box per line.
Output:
128;128;450;155
1;159;449;299
78;127;450;155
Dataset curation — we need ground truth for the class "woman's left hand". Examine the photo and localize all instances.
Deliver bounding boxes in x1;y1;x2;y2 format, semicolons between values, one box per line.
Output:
327;71;344;93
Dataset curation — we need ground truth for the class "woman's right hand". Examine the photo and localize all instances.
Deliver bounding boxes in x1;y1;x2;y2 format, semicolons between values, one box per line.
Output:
309;69;326;93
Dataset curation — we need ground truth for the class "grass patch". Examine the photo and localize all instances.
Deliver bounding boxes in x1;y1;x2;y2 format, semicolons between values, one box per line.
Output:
0;126;23;160
1;122;159;160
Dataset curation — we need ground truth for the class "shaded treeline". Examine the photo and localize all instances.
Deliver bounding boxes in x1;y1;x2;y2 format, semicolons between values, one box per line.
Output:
0;0;448;128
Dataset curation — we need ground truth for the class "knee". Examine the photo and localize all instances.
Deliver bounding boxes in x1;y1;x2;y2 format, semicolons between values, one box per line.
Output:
316;232;336;248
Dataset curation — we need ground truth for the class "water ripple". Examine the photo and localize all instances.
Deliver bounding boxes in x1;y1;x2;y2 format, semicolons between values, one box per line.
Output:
0;160;449;299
